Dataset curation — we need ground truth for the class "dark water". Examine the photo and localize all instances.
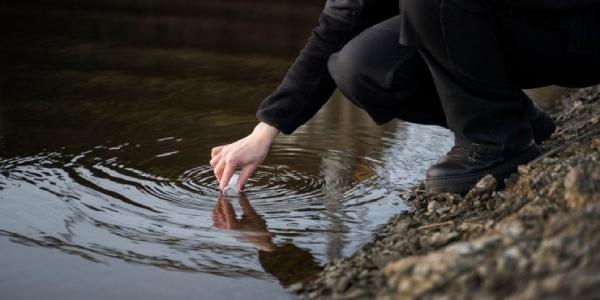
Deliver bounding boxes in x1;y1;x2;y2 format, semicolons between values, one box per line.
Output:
0;5;452;299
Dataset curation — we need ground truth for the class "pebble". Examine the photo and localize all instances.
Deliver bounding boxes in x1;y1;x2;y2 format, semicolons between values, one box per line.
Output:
466;175;497;198
427;201;440;214
564;162;600;208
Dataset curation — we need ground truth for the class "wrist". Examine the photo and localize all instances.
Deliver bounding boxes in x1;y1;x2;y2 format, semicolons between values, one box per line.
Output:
252;122;280;144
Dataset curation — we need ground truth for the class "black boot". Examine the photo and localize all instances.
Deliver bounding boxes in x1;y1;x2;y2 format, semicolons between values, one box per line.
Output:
531;110;556;144
425;142;542;194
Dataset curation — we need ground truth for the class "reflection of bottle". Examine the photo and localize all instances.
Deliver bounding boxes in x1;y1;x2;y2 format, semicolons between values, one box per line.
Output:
212;194;323;287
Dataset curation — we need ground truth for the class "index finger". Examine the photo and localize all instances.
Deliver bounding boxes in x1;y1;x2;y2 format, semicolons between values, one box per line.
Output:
219;161;237;192
211;146;224;158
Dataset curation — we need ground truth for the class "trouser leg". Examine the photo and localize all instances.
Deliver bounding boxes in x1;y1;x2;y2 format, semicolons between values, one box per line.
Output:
327;16;448;128
399;0;600;193
401;0;535;154
326;15;557;137
400;0;600;153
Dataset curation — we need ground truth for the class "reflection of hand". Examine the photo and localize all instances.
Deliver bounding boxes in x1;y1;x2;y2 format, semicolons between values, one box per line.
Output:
212;196;238;230
211;194;275;251
210;122;279;192
212;196;322;287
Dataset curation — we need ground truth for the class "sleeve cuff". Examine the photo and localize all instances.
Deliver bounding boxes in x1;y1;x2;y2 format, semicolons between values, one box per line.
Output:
256;110;296;135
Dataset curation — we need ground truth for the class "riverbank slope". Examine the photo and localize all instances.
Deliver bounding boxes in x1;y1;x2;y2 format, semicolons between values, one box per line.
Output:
295;86;600;299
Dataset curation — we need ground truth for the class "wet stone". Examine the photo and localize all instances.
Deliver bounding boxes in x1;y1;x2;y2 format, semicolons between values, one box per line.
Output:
288;282;305;293
427;200;440;214
394;218;412;232
564;162;600;208
338;288;368;299
466;175;497;198
429;231;459;247
437;192;463;204
457;222;484;233
518;164;532;175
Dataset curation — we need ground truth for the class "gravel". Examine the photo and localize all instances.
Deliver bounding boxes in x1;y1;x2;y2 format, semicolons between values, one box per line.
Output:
293;86;600;299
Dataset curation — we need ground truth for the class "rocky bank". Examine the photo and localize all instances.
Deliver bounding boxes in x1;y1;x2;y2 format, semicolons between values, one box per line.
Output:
293;86;600;299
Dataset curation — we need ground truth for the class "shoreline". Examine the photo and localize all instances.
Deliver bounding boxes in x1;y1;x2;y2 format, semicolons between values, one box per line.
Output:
293;86;600;299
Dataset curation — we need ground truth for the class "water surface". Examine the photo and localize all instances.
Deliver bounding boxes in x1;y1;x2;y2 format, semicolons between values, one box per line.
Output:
0;38;452;299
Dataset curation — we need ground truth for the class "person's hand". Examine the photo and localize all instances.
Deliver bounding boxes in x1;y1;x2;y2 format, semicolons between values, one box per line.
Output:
210;122;279;191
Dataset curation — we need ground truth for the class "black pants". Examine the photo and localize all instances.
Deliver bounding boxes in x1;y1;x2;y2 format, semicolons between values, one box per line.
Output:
328;2;600;154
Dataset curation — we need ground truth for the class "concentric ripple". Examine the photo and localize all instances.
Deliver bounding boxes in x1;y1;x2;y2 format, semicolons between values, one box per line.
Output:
0;120;452;287
180;164;327;203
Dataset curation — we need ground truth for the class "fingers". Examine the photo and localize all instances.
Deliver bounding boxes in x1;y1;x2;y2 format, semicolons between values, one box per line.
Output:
212;155;254;192
211;148;238;190
219;160;238;191
210;152;222;167
237;163;258;191
211;146;224;158
213;159;226;182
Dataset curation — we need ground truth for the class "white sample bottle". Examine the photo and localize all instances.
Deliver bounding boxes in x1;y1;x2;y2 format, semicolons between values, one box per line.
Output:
223;173;240;196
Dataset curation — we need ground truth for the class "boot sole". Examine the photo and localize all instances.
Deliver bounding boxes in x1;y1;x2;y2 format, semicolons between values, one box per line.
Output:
425;145;542;194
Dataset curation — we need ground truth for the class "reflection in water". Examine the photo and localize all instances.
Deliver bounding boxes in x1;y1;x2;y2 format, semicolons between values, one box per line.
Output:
0;0;322;56
213;195;274;252
213;195;322;286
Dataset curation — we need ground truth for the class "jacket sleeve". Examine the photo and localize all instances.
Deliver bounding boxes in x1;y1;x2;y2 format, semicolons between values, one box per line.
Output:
256;0;398;135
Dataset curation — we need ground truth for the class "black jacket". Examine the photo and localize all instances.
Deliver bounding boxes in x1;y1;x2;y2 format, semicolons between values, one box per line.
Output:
256;0;600;135
256;0;398;134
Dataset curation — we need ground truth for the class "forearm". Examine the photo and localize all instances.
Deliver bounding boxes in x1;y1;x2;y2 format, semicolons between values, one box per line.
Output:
256;13;362;134
257;0;399;134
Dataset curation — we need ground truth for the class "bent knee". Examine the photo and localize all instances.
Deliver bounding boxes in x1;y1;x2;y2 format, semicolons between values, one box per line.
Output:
327;44;370;97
